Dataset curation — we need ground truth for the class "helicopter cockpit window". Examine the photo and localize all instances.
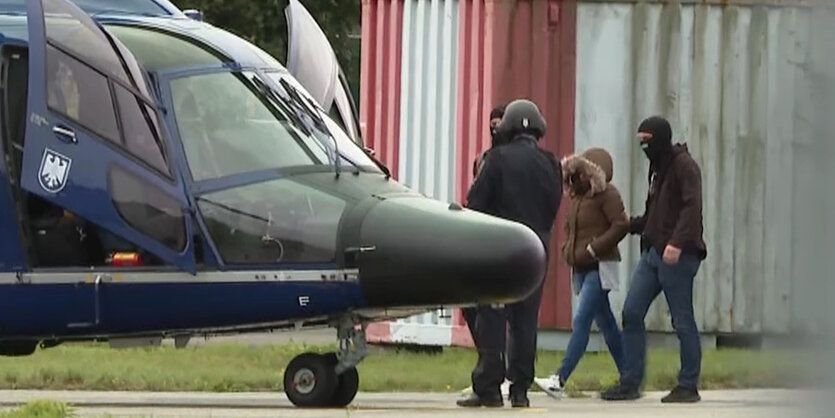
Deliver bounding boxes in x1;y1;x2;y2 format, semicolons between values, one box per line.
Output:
170;71;332;181
103;24;229;72
109;166;186;252
44;0;132;86
113;85;167;173
46;44;120;143
42;0;171;176
196;177;346;264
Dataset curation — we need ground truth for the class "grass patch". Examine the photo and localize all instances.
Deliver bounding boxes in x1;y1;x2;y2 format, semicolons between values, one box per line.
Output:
0;401;74;418
0;342;824;393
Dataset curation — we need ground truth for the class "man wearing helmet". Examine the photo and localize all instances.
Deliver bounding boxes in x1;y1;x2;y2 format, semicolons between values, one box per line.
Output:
458;99;562;408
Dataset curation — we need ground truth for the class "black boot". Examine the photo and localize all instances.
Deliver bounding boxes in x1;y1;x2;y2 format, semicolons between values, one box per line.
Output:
510;392;530;408
600;383;641;401
457;392;503;408
661;386;701;403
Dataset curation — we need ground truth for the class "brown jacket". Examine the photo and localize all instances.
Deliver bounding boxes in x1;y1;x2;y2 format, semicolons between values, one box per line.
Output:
631;144;707;259
560;148;630;268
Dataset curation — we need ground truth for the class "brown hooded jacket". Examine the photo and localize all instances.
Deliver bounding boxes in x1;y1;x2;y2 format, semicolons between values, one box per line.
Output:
560;148;629;268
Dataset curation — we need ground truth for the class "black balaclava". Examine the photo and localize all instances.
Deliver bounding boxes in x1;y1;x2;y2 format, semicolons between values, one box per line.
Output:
489;105;506;148
637;116;673;165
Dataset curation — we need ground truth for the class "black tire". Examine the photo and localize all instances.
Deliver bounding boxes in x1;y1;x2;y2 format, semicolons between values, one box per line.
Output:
283;352;338;408
324;353;360;407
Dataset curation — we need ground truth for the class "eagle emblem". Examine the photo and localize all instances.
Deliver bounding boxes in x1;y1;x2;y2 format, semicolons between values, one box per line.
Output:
38;148;72;193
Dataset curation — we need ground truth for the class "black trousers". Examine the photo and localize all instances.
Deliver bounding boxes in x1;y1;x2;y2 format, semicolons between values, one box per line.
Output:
463;306;479;346
470;281;545;398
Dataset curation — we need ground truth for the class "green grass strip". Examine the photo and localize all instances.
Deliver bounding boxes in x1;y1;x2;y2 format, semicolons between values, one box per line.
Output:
0;342;826;394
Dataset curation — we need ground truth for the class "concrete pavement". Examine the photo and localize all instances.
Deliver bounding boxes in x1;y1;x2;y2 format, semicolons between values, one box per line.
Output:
0;389;829;417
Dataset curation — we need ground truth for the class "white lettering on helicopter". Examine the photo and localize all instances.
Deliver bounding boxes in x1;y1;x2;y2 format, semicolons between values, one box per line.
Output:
29;112;48;127
298;296;310;307
38;148;71;193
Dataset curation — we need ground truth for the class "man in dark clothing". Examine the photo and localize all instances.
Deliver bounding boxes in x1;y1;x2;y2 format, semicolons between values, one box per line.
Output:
463;104;507;347
472;105;508;177
457;99;562;409
601;116;707;403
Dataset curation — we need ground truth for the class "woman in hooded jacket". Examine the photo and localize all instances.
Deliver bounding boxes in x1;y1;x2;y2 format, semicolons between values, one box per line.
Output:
534;147;629;398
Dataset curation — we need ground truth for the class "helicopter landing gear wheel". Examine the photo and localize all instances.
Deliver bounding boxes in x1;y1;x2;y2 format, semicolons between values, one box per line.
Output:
283;352;337;408
283;317;368;408
324;353;360;407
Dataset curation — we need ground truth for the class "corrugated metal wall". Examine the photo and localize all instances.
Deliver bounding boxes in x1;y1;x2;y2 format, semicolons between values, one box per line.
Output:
360;0;829;340
362;0;578;334
574;1;814;334
795;3;835;337
360;0;404;172
362;0;471;339
482;0;577;329
455;0;490;202
398;0;460;203
452;0;579;332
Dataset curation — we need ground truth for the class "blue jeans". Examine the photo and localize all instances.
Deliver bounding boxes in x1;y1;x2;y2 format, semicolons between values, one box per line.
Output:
620;248;702;390
557;269;625;382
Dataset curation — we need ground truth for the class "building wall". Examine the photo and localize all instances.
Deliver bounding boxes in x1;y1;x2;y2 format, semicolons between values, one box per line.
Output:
398;0;460;203
790;1;835;337
360;0;827;342
574;1;815;334
481;0;577;329
361;0;578;341
360;0;404;172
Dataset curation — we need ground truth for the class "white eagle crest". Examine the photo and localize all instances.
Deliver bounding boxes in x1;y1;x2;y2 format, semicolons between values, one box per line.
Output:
38;148;72;193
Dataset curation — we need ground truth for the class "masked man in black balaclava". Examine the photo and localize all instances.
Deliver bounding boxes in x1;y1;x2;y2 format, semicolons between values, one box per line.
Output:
601;116;707;404
472;105;507;178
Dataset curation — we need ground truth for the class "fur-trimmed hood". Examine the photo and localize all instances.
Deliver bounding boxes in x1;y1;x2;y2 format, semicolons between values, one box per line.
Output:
561;147;614;197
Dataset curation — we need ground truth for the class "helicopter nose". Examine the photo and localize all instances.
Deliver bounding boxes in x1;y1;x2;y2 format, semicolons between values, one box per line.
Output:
353;196;547;308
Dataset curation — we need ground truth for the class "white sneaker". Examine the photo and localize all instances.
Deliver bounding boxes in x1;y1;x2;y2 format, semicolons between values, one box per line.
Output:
534;374;564;399
500;379;511;397
460;379;512;397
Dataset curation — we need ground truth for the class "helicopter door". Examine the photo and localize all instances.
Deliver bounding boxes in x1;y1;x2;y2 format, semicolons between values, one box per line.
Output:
285;0;362;144
22;0;196;272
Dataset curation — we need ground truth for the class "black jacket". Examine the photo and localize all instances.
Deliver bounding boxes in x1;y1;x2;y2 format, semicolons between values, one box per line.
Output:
630;144;706;259
466;134;563;247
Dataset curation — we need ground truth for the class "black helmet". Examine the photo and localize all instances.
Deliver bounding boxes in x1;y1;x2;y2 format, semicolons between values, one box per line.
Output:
496;99;546;139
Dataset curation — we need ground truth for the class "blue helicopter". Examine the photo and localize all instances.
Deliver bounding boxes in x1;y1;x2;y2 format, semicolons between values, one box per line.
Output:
0;0;546;408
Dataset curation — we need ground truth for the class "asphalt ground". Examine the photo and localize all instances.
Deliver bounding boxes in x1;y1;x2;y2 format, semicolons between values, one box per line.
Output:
0;389;829;418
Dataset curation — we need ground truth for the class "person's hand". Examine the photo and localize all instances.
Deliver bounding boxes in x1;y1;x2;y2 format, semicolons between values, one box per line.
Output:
663;244;681;265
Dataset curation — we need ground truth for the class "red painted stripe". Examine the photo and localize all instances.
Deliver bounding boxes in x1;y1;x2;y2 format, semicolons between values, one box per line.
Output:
359;0;377;147
552;0;577;330
456;0;487;205
366;321;393;344
360;0;404;176
450;323;475;347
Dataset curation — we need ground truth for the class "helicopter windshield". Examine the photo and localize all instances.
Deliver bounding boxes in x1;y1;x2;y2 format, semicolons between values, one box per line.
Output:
264;72;374;172
170;70;339;181
100;22;383;182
